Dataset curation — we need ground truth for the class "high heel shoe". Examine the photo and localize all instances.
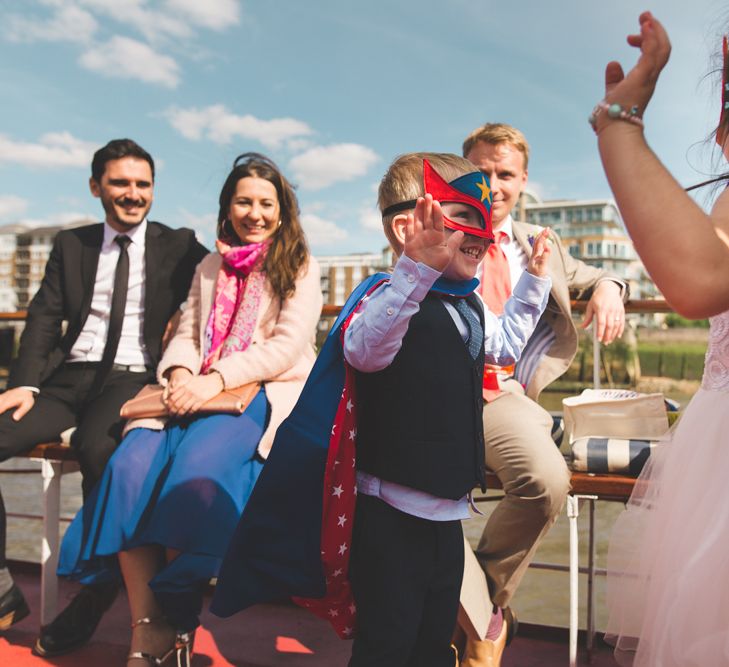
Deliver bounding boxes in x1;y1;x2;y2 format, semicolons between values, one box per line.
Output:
173;629;195;667
127;616;177;666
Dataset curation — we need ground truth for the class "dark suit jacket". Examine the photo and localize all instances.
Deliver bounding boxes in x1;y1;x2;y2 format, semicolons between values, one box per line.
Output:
7;221;208;389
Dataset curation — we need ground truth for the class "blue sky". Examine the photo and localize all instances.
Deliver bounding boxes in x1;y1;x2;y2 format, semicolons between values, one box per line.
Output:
0;0;726;253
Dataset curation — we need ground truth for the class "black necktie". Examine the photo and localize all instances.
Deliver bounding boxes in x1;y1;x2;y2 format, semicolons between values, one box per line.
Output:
452;297;483;360
92;235;131;389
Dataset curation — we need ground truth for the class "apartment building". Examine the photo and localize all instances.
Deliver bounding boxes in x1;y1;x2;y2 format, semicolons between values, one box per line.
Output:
523;193;658;299
0;224;24;312
0;219;95;310
315;247;393;306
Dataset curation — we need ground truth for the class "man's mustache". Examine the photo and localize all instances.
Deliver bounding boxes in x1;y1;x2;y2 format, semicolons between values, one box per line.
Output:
116;197;146;206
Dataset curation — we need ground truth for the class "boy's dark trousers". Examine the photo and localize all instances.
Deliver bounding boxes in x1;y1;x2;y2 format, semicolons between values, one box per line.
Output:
348;494;464;667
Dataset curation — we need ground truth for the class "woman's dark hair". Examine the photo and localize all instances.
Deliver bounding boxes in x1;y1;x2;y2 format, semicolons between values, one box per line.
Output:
91;138;155;183
715;35;729;150
714;35;729;188
686;35;729;193
217;152;309;300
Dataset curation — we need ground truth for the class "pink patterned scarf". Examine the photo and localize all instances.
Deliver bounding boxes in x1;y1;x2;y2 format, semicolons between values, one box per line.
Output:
201;241;269;373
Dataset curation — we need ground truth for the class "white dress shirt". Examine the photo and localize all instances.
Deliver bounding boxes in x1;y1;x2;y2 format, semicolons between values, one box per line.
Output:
67;220;150;366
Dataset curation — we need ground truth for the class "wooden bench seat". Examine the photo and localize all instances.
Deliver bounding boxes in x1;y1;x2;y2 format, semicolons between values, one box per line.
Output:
482;469;637;499
25;442;77;462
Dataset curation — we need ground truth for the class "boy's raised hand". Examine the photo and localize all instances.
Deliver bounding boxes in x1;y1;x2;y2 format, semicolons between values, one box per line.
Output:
526;227;551;278
403;195;464;272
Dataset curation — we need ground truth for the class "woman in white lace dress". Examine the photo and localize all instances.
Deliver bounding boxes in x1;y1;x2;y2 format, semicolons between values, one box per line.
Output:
594;12;729;666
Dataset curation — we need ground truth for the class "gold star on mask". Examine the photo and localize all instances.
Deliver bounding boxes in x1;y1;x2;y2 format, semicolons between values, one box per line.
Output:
475;176;491;204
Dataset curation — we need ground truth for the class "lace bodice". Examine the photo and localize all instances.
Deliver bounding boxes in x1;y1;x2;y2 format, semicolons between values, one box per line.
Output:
701;311;729;391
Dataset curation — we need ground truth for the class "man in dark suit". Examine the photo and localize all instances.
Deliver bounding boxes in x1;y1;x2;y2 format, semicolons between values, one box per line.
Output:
0;139;208;654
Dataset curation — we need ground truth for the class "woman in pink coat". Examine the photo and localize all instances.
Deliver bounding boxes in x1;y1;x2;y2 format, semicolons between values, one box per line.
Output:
59;153;322;667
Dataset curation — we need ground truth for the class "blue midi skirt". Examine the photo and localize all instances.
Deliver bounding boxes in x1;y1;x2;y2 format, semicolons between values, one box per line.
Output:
58;388;268;620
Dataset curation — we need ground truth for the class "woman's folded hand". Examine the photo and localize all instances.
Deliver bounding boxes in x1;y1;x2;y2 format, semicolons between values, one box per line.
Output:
166;367;193;393
164;372;225;417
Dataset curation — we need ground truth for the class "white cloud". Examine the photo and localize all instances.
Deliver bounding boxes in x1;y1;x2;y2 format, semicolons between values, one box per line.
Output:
79;36;180;88
8;0;242;44
0;196;28;221
288;144;379;190
0;132;97;169
3;1;243;88
524;182;548;202
164;105;313;148
301;213;348;246
6;4;98;44
77;0;192;42
303;201;327;214
358;204;382;231
165;0;240;31
178;209;217;245
19;212;96;228
286;137;315;153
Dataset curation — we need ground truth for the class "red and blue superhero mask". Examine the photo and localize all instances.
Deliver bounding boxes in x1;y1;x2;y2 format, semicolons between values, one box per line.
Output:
382;159;495;241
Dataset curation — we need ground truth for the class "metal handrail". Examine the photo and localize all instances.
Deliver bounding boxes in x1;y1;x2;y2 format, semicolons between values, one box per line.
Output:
319;298;672;318
0;299;675;323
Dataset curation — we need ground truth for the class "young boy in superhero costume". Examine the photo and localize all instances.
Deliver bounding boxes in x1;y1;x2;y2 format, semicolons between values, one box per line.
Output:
211;152;552;667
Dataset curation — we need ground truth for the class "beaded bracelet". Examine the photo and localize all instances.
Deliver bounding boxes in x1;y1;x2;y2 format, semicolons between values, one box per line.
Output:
588;100;644;133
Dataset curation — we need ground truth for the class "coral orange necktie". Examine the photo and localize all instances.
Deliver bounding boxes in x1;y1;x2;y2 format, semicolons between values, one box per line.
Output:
480;231;513;400
481;231;511;315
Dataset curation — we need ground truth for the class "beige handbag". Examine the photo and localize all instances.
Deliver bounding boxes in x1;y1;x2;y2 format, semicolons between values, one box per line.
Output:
120;382;260;419
562;389;670;444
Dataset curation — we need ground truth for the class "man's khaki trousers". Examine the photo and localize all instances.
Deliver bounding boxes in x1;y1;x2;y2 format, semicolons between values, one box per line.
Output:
459;381;571;638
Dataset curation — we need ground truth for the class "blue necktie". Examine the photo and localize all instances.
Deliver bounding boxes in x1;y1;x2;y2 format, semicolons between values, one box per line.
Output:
452;297;483;360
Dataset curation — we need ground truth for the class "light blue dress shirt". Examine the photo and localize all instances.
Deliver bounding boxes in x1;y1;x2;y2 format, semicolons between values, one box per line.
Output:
344;253;551;521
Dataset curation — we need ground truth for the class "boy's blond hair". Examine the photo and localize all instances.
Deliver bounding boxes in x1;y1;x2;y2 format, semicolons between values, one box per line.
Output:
377;152;477;253
462;123;530;170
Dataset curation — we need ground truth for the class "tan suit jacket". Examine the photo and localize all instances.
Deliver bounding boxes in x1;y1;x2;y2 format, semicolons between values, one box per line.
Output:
510;220;626;399
128;253;322;457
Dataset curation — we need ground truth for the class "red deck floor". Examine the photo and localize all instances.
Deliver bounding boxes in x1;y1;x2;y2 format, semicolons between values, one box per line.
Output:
1;566;620;666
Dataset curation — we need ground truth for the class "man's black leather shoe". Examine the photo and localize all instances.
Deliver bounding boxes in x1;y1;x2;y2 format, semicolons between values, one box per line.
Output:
0;584;30;631
33;582;118;656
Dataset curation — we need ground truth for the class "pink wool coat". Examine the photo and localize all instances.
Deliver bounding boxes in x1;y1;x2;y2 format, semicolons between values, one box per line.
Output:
127;252;322;457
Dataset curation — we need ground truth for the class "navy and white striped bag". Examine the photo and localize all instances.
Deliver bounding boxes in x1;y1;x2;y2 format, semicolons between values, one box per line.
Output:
563;390;672;477
570;436;657;476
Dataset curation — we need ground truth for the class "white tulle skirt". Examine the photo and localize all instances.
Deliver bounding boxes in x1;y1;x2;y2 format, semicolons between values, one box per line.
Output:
605;387;729;666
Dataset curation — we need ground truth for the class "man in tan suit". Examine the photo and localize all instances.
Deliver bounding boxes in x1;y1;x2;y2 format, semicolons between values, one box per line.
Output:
458;123;627;666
